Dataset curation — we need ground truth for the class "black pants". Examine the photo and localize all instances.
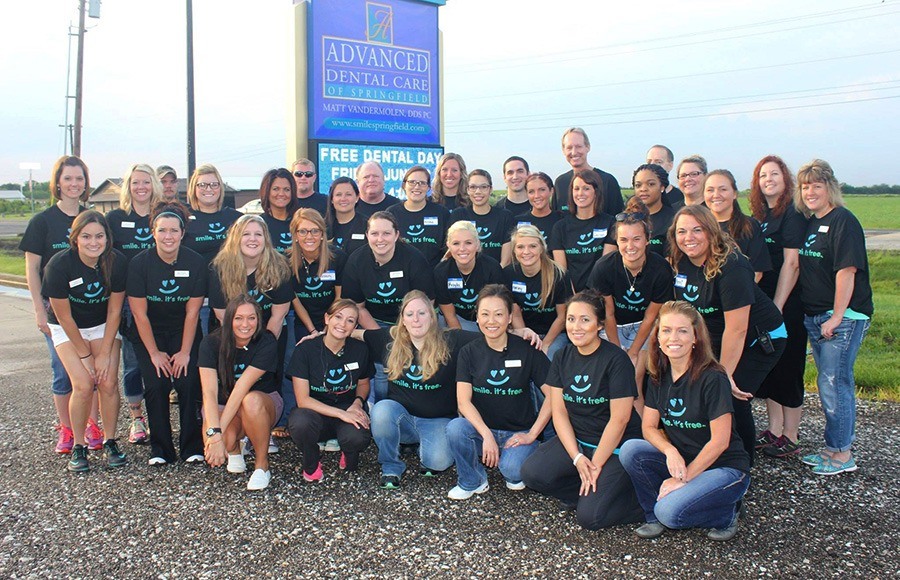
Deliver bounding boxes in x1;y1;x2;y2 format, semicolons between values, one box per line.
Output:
521;436;644;530
755;294;807;408
131;328;202;463
732;338;787;466
288;406;371;473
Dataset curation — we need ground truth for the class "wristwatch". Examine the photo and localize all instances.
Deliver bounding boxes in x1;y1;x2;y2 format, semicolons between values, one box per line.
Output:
206;427;222;437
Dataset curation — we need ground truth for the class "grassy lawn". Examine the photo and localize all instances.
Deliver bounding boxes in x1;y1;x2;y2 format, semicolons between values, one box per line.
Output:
0;254;25;276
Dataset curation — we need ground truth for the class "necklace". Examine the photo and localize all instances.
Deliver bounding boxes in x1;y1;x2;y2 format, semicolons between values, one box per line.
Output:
623;261;642;293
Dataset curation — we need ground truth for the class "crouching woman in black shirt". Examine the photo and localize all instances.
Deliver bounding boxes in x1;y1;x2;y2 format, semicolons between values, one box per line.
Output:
199;295;281;491
620;301;750;542
520;290;644;530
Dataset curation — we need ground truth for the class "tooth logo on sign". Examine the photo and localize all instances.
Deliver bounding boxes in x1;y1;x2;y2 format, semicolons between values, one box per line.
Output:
208;222;225;234
376;281;396;298
667;398;686;417
576;233;593;246
486;369;509;386
569;374;592;393
134;227;153;242
159;279;180;295
405;364;423;382
623;288;644;305
459;288;477;304
84;281;104;299
804;234;817;248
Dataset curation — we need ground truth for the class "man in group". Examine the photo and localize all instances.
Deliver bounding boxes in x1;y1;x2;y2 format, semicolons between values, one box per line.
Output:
494;156;531;215
553;127;624;215
355;161;399;217
645;144;684;207
292;158;329;216
157;165;180;203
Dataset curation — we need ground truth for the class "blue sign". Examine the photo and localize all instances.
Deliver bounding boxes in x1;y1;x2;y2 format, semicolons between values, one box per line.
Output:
317;142;443;199
308;0;441;145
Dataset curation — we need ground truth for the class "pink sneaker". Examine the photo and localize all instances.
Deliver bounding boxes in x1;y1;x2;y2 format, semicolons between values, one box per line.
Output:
85;419;104;451
302;462;323;482
55;425;74;454
339;453;347;470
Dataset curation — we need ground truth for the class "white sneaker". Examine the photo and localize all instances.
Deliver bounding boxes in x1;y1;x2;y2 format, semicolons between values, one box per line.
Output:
322;438;340;452
148;456;167;466
185;454;205;464
227;453;247;473
447;481;489;500
506;480;526;491
268;436;280;454
247;468;271;491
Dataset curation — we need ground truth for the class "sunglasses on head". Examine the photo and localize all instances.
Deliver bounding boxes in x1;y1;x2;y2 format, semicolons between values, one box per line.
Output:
616;211;647;222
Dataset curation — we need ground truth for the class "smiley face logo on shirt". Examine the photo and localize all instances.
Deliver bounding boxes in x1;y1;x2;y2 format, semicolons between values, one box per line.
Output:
159;279;181;295
234;362;246;379
304;276;323;291
326;367;349;391
376;281;396;298
208;222;226;234
486;369;510;386
523;292;542;308
459;288;477;304
681;284;699;303
335;237;344;246
569;374;592;393
135;227;153;242
804;233;817;248
476;226;491;241
405;364;423;382
406;224;426;237
667;398;686;417
576;232;594;246
760;222;768;233
623;288;644;305
83;281;104;299
247;288;265;303
279;232;292;245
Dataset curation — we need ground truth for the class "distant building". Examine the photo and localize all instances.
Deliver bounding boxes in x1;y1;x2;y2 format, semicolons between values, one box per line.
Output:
0;188;26;201
88;178;242;213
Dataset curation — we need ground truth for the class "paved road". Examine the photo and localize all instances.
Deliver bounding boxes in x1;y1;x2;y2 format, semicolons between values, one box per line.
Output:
0;289;898;577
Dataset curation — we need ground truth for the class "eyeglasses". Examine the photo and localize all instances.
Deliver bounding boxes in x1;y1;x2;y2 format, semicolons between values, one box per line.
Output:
467;184;491;192
196;182;220;190
616;211;647;222
405;179;428;189
296;228;323;237
294;171;315;178
677;171;704;180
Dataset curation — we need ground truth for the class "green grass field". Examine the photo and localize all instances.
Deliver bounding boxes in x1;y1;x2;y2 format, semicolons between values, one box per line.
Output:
0;254;25;276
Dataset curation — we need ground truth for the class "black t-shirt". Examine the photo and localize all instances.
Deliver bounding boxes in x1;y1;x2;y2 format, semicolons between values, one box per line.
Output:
798;206;873;317
290;249;348;331
198;330;278;405
502;264;573;335
646;368;750;473
387;201;451;267
553;168;624;215
356;194;400;218
494;196;531;216
673;252;783;353
758;204;807;298
364;328;478;418
648;205;676;257
342;242;436;325
719;218;772;274
126;246;209;333
549;213;615;291
664;186;685;208
449;206;514;264
261;213;293;255
106;208;154;263
296;193;329;217
513;211;564;241
457;334;550;432
434;255;504;322
42;248;128;327
208;269;293;325
328;213;369;256
545;342;642;447
588;251;673;324
287;335;373;407
184;207;242;265
19;205;85;276
432;194;461;211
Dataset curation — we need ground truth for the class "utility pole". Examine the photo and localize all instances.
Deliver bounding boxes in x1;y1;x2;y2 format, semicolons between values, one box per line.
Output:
73;0;86;157
186;0;196;176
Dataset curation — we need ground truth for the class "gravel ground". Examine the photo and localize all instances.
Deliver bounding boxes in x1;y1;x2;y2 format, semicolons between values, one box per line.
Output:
0;295;898;578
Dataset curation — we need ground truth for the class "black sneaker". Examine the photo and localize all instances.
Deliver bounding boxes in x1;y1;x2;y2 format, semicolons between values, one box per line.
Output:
104;439;127;468
419;467;445;477
68;444;89;473
380;474;401;489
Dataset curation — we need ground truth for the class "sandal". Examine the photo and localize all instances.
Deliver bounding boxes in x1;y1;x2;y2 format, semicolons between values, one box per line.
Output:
271;426;290;439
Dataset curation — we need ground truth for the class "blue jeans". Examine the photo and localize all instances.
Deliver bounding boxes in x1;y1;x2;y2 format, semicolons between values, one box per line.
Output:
544;333;569;362
44;333;72;396
199;302;211;336
804;313;870;452
601;321;648;351
371;399;454;477
446;418;538;490
620;439;749;530
368;320;392;405
277;314;306;428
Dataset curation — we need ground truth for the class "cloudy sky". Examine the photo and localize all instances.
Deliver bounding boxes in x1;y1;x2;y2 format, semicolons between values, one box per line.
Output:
2;0;898;189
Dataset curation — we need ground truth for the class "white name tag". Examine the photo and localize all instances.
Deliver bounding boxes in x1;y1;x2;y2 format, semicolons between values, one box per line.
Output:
69;277;84;288
593;228;608;239
344;361;360;371
188;215;197;220
351;233;365;240
674;274;687;288
818;225;829;233
517;221;531;229
512;281;527;294
320;270;336;281
505;359;522;368
447;278;463;289
121;221;135;229
174;270;190;278
423;217;438;226
389;270;404;279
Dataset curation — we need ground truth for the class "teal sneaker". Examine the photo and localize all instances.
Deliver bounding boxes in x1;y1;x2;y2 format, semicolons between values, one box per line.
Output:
800;452;829;466
380;475;401;489
68;444;89;473
812;456;857;476
104;439;128;468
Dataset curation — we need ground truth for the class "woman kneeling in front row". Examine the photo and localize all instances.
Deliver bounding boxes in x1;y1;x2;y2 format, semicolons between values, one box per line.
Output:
620;301;750;541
